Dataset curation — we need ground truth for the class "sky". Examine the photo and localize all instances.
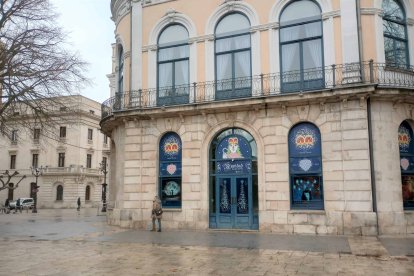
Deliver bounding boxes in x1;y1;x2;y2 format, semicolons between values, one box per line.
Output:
51;0;114;103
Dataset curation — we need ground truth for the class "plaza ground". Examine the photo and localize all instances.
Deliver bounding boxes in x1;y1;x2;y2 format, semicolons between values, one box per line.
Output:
0;209;413;275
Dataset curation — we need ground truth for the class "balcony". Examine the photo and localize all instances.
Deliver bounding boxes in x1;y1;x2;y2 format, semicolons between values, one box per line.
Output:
43;165;101;176
101;61;414;120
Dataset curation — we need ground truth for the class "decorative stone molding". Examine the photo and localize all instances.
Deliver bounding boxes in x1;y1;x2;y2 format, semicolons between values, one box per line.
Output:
148;10;197;45
360;8;382;16
142;0;176;7
111;0;131;24
205;0;260;35
269;0;333;22
322;10;341;20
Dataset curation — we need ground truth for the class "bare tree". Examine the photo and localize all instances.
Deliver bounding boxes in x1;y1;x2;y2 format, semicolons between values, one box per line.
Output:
0;0;89;140
0;170;26;192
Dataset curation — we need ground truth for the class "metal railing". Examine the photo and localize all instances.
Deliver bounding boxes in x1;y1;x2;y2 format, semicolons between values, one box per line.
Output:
101;61;414;120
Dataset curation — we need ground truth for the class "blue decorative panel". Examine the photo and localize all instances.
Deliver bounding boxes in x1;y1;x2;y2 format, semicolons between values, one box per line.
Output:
237;178;248;214
289;123;321;156
401;157;414;173
160;178;181;208
399;122;413;154
292;176;323;203
216;135;252;160
289;157;321;174
160;133;182;161
160;162;182;177
216;160;252;175
219;178;231;214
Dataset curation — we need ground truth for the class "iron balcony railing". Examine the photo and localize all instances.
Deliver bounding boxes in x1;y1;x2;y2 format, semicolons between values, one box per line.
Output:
101;61;414;120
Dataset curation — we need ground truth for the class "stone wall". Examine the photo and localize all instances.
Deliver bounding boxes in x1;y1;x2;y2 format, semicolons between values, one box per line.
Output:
106;97;405;235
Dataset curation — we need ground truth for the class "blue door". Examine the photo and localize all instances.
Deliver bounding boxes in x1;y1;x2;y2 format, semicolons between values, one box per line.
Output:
210;131;258;230
216;176;252;229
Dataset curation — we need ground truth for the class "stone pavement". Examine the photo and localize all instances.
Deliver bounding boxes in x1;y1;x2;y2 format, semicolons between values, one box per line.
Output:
0;209;414;275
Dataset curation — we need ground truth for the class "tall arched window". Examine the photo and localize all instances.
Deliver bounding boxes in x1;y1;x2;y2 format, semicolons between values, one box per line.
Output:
56;185;63;201
215;13;251;100
159;132;182;208
383;0;409;68
289;123;324;209
118;46;124;93
157;24;189;106
280;0;324;92
399;121;414;209
85;185;91;201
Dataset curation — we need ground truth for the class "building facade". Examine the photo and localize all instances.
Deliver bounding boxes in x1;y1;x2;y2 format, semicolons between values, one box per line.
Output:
102;0;414;235
0;95;110;209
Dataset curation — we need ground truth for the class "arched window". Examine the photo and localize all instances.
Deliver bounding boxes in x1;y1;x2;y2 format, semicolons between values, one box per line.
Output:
399;121;414;209
118;46;124;93
159;132;182;208
383;0;409;68
56;185;63;201
279;0;324;92
215;13;251;100
289;123;324;209
157;24;190;106
85;185;91;201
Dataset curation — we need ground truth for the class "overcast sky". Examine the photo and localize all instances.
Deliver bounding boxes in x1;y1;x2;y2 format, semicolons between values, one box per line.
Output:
52;0;114;103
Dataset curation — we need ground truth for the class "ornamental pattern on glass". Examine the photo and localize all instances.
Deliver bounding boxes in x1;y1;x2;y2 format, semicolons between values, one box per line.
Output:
399;125;411;153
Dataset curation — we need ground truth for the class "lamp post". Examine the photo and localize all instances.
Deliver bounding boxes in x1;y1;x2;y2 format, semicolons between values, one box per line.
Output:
99;159;108;212
30;166;43;213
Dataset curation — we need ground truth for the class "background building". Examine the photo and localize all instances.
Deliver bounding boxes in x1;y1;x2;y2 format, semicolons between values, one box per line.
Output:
102;0;414;235
0;95;110;209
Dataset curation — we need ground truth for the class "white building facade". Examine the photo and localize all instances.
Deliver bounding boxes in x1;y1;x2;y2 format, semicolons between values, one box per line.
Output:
0;96;110;209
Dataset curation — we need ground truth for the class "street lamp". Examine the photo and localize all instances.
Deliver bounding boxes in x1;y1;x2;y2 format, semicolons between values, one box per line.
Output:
30;166;43;213
99;159;108;212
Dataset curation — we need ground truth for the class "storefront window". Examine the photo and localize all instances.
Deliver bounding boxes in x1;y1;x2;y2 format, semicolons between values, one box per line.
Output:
159;132;182;208
399;121;414;209
289;122;324;209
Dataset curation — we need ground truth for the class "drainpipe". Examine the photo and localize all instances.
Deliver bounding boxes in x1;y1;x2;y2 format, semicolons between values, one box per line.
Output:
367;97;379;235
357;0;378;235
130;4;133;93
356;0;364;78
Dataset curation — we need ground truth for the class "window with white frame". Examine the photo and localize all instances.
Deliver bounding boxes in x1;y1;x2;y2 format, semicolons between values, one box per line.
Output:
279;0;324;93
215;13;252;100
157;24;190;106
382;0;410;68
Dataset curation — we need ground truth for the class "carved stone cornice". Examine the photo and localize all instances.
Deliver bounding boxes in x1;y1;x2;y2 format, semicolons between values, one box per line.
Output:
111;0;132;24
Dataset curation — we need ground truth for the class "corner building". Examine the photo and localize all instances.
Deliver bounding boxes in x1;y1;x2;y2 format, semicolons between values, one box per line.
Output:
102;0;414;235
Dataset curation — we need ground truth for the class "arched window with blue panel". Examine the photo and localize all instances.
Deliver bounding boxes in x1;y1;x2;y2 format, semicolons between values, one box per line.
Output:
399;121;414;209
288;122;324;209
159;132;182;208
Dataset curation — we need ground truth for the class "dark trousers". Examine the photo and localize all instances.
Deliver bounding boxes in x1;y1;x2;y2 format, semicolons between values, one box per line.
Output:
152;218;161;231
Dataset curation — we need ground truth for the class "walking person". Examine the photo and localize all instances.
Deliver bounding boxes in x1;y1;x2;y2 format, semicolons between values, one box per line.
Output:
77;197;81;211
151;196;163;232
4;198;10;214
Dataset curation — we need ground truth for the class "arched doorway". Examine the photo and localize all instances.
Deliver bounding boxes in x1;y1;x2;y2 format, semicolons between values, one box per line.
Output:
209;128;258;230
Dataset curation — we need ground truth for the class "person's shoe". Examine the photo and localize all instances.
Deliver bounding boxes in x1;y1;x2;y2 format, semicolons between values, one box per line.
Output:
150;228;156;231
157;229;161;232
